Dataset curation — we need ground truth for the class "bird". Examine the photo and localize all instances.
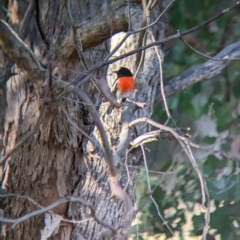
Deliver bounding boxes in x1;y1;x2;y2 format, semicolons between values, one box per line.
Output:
112;67;135;102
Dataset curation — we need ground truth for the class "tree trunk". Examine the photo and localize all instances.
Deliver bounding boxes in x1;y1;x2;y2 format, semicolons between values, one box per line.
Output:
0;0;168;239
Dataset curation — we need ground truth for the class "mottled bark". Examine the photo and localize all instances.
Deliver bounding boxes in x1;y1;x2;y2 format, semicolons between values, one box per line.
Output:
0;0;168;239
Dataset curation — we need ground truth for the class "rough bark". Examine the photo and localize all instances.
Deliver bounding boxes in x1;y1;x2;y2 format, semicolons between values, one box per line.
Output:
0;0;168;240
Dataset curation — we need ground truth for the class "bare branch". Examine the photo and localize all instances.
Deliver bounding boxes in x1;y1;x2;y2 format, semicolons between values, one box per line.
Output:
19;0;36;39
35;0;57;98
64;0;86;67
149;31;171;118
0;192;94;225
135;0;174;77
60;105;102;149
0;196;118;234
180;36;240;61
114;105;134;160
162;40;240;99
55;80;134;235
55;80;117;176
140;144;174;236
129;117;204;149
130;128;191;148
0;20;45;81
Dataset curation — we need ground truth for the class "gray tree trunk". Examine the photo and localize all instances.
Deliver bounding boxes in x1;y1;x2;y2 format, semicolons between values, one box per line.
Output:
0;0;168;239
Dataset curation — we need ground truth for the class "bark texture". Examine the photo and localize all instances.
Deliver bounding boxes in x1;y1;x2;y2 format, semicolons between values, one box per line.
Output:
0;0;168;239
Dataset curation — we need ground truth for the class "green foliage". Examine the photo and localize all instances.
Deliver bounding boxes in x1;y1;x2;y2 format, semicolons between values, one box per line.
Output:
132;0;240;239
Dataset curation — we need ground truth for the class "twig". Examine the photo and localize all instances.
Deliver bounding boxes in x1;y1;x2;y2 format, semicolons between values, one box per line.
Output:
0;105;46;167
140;144;174;236
131;118;210;240
115;104;134;159
179;141;210;240
150;31;171;118
65;0;86;68
180;36;240;61
19;0;36;39
59;82;117;176
0;20;45;80
123;150;131;191
35;0;49;46
0;192;94;224
135;0;148;71
35;0;56;97
0;196;118;233
129;118;201;149
60;105;102;150
130;128;191;148
125;98;146;108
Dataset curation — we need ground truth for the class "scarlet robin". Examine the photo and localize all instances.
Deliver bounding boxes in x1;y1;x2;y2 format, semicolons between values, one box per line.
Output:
112;67;135;102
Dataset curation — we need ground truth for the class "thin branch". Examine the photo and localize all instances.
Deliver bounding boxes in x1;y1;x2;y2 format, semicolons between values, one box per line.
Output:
0;196;118;234
0;20;45;80
129;118;201;149
150;31;171;118
35;0;49;46
162;40;240;99
180;36;240;61
65;0;86;68
114;104;134;159
130;128;190;148
178;141;210;240
0;105;46;167
35;0;58;97
135;0;148;70
119;161;179;175
140;144;174;236
60;105;102;150
0;193;94;224
104;0;173;65
55;80;117;176
19;0;36;39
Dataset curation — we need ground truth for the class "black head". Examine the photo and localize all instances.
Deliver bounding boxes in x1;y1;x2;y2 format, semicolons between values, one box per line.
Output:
115;67;133;77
